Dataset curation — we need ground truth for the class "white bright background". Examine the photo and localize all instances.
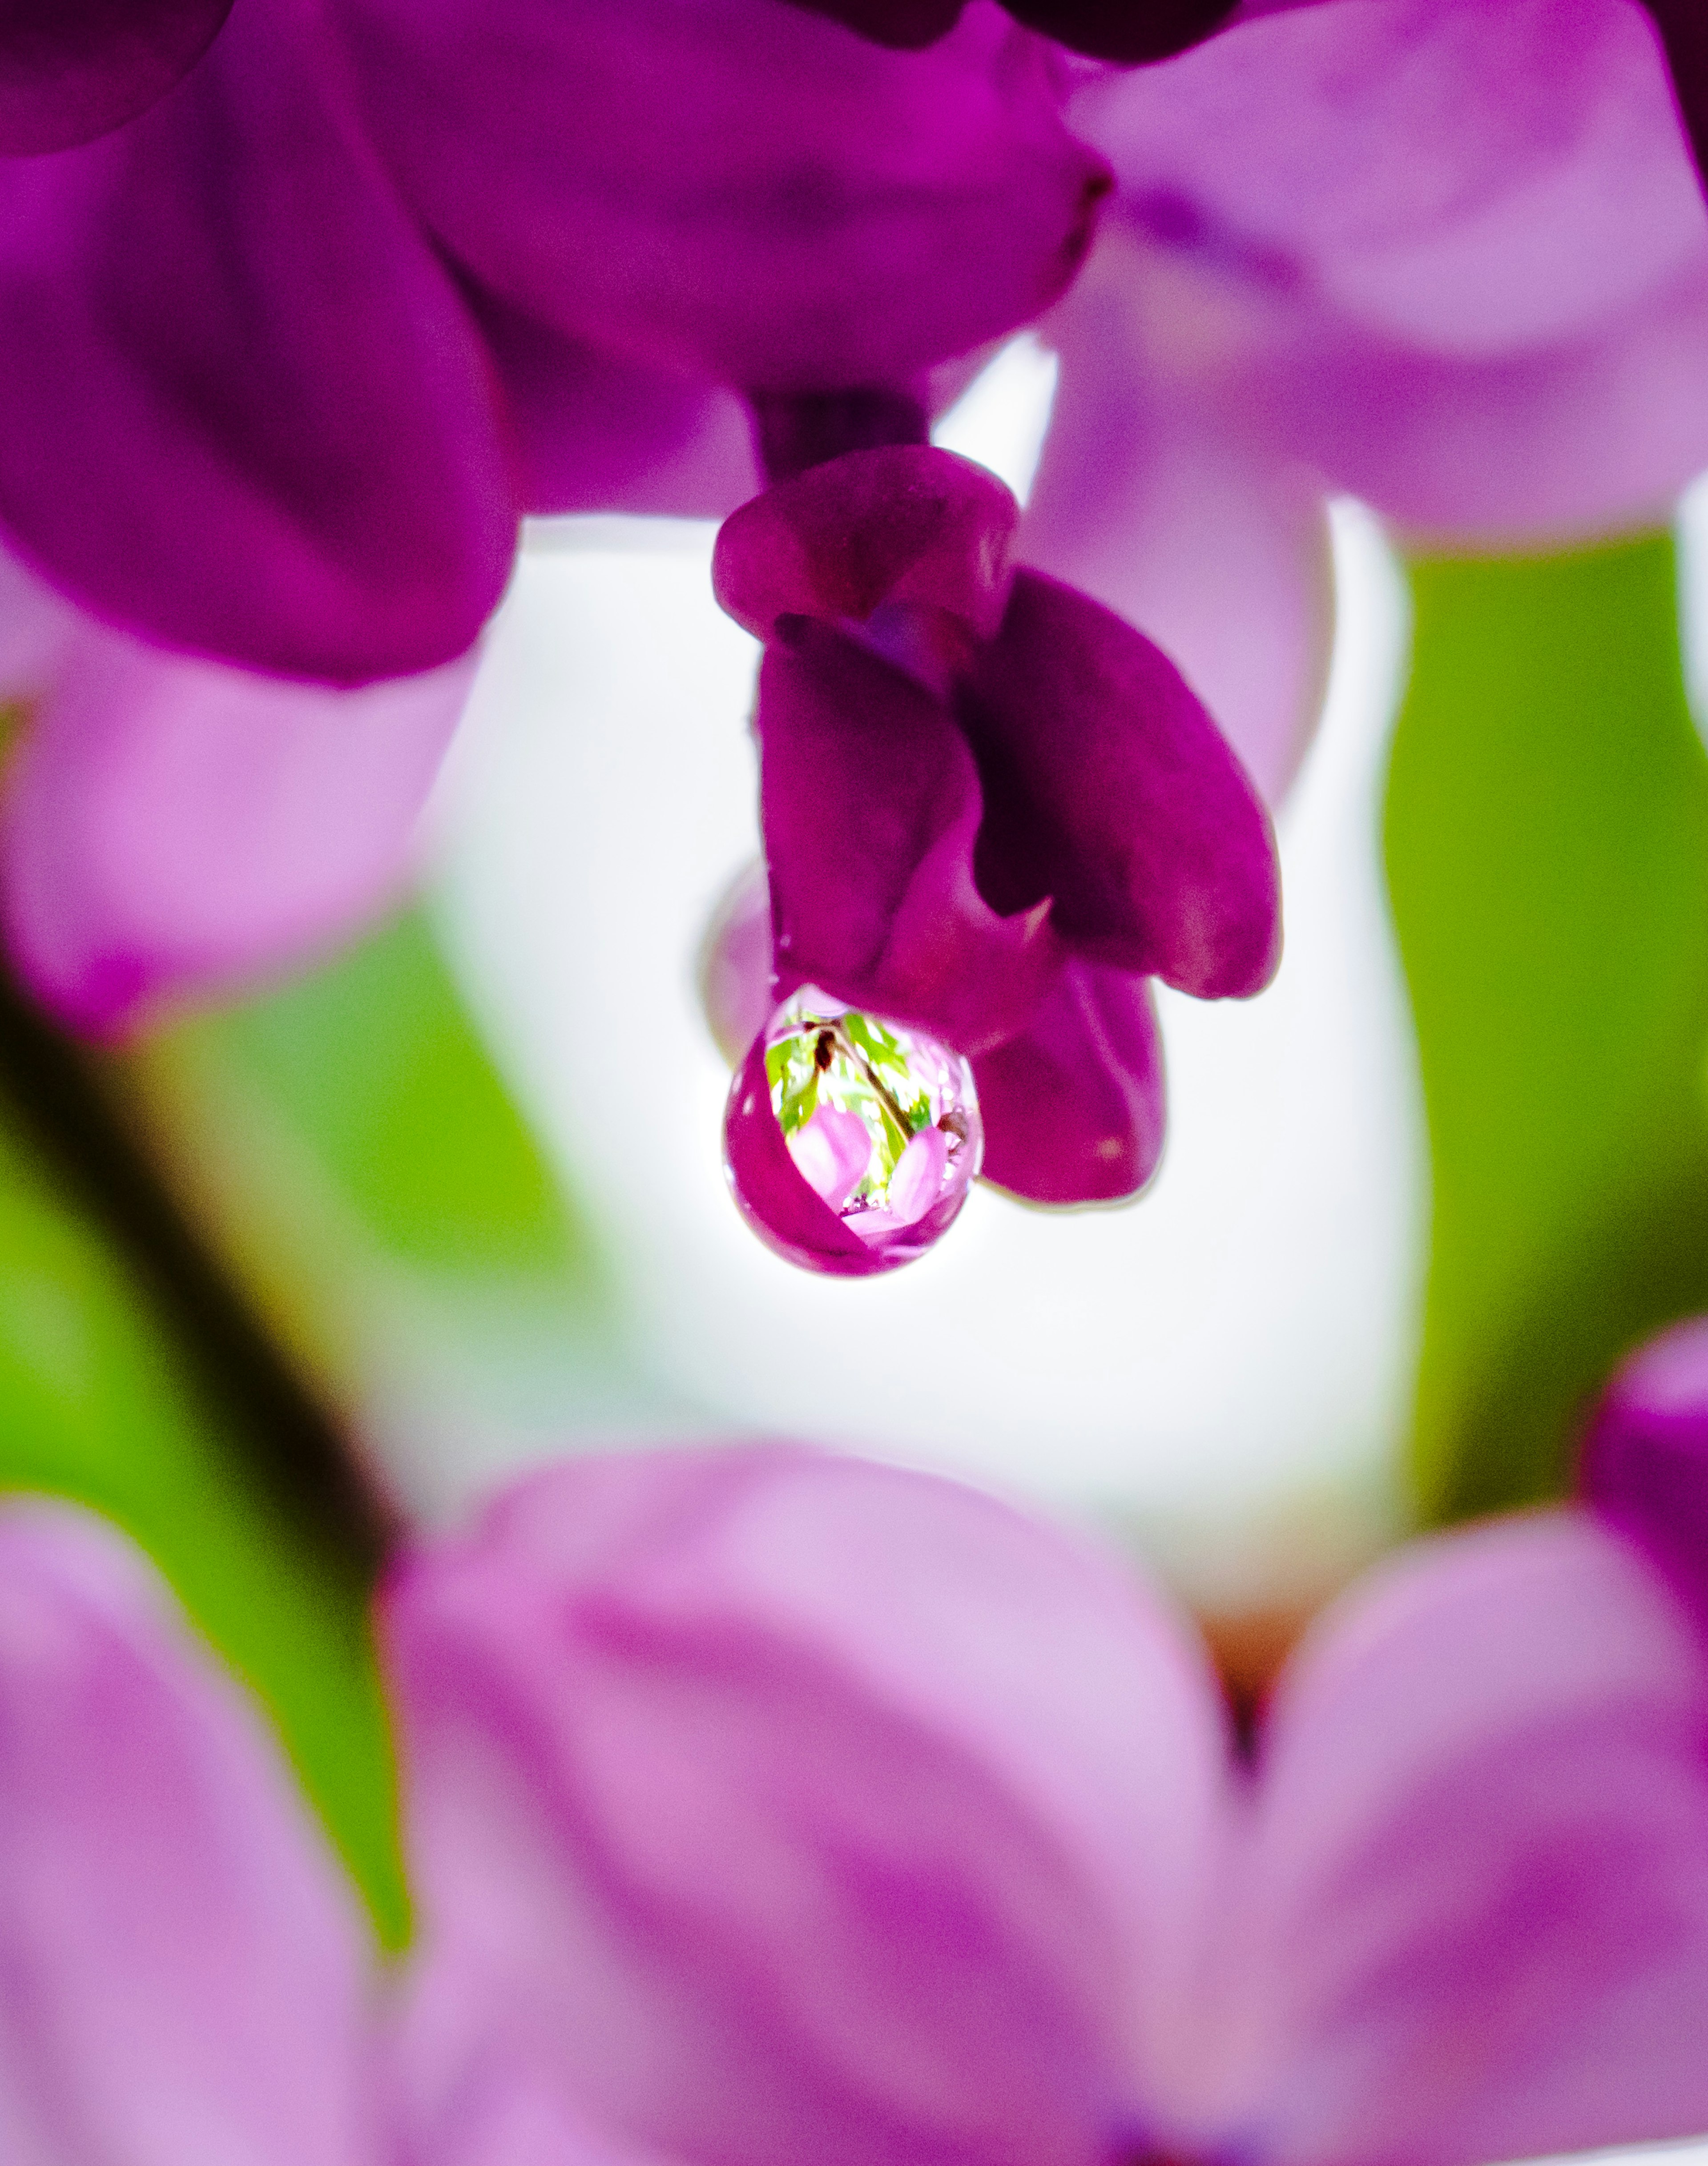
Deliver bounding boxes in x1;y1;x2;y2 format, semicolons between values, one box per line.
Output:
411;341;1429;1619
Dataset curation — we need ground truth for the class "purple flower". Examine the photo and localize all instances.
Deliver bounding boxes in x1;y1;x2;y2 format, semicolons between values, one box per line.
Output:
784;0;1238;64
1022;0;1708;797
0;0;234;155
14;1377;1708;2164
0;547;471;1035
388;1435;1708;2166
0;0;1108;687
712;442;1280;1208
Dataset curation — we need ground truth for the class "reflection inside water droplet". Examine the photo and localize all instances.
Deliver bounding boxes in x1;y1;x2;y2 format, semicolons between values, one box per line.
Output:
736;988;982;1271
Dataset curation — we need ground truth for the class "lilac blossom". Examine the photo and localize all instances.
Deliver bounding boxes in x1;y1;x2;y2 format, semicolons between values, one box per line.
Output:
0;0;234;155
12;1389;1708;2163
1024;0;1708;797
712;442;1280;1206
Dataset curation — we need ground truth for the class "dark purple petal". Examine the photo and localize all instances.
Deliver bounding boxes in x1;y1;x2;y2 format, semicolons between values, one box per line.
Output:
713;446;1019;647
467;279;757;521
1646;0;1708;190
1006;0;1238;64
0;1504;372;2164
959;571;1281;997
1223;1514;1708;2166
972;963;1164;1204
337;0;1112;392
0;0;515;683
779;0;963;51
749;386;931;485
384;1448;1233;2166
1582;1317;1708;1636
0;0;233;155
758;624;1063;1053
723;1027;886;1276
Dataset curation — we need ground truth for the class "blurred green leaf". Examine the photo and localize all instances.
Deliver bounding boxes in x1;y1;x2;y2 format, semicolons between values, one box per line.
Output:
1386;533;1708;1522
0;1099;407;1944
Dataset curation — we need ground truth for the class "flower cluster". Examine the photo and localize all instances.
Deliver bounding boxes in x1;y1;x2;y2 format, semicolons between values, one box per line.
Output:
13;1311;1708;2162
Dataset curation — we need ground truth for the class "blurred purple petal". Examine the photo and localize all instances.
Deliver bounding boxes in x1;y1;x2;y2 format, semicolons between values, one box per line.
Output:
1583;1316;1708;1633
972;963;1165;1203
0;1504;371;2166
1646;0;1708;186
0;0;233;155
758;625;1063;1052
1223;1514;1708;2166
699;862;777;1067
960;571;1281;997
1005;0;1237;64
0;0;514;684
384;1447;1233;2166
713;446;1018;647
1025;237;1333;805
337;0;1112;392
789;1103;875;1212
0;619;472;1036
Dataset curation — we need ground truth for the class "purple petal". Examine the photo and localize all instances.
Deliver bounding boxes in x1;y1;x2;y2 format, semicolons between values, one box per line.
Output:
884;1123;950;1226
0;1503;371;2165
724;1027;886;1275
789;1103;876;1214
1647;0;1708;188
0;616;472;1037
758;625;1064;1053
1582;1316;1708;1635
713;447;1019;647
699;862;778;1067
466;280;758;521
383;1447;1233;2166
778;0;963;49
337;0;1112;392
1025;235;1333;806
0;0;233;155
0;0;514;683
972;963;1164;1204
1213;1514;1708;2166
959;571;1281;998
1005;0;1238;64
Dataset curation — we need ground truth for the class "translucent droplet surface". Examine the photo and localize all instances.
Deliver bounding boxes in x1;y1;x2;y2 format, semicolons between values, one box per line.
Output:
723;988;983;1276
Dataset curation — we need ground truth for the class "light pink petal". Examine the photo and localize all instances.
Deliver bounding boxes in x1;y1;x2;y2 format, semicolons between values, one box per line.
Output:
1024;232;1333;807
0;1503;372;2166
788;1104;875;1213
383;1447;1234;2166
1206;1514;1708;2166
0;621;474;1037
885;1123;949;1226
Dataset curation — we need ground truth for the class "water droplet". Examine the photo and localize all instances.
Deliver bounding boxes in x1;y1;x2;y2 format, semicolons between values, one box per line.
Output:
723;987;983;1276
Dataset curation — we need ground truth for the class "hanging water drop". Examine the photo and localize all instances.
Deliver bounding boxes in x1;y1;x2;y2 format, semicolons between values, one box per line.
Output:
723;987;983;1276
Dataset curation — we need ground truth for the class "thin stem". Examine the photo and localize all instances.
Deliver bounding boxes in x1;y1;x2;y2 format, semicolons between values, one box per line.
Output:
0;962;395;1574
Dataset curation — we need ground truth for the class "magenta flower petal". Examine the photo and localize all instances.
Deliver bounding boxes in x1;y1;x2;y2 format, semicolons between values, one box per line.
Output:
384;1447;1233;2166
1583;1316;1708;1633
0;0;233;155
1224;1514;1708;2166
959;571;1281;998
758;625;1063;1053
0;0;514;684
789;1103;876;1213
0;616;473;1036
1024;238;1333;805
713;446;1019;647
724;1027;886;1275
1004;0;1238;65
0;1503;372;2164
337;0;1112;392
1647;0;1708;185
467;281;758;522
972;962;1165;1204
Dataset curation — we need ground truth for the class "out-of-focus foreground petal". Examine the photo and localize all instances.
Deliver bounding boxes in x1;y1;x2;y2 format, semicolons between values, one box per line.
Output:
971;962;1165;1204
0;0;234;156
960;571;1281;999
1583;1315;1708;1634
1212;1515;1708;2166
385;1447;1234;2166
337;0;1112;392
0;1504;372;2166
1645;0;1708;189
0;602;473;1036
0;0;514;684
